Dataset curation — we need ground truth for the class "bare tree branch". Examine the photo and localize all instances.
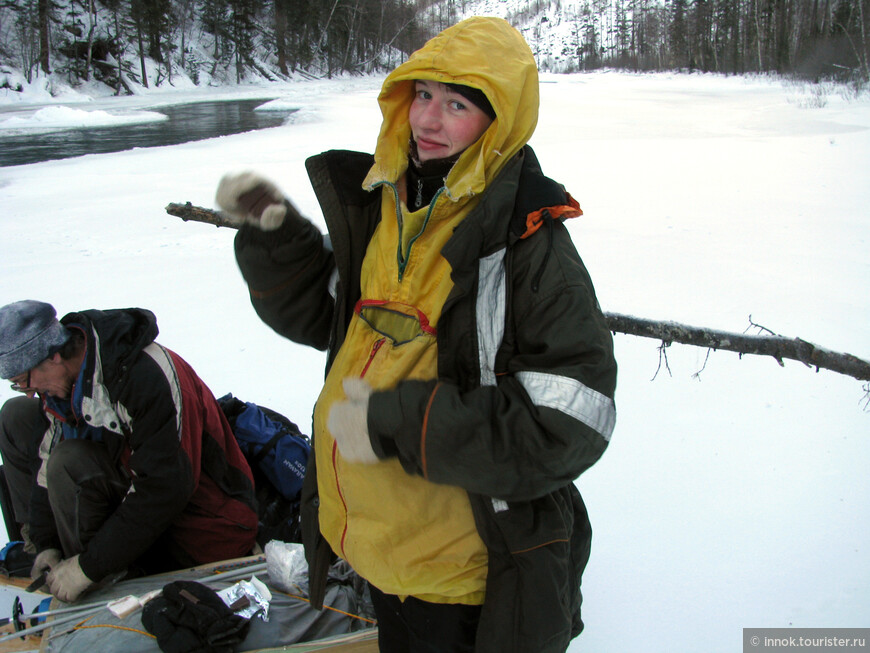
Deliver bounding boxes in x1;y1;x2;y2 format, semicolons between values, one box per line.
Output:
606;312;870;382
691;348;713;381
166;202;870;383
746;314;777;337
652;341;672;381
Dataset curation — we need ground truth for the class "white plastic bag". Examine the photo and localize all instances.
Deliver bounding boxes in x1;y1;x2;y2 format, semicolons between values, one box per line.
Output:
265;540;308;593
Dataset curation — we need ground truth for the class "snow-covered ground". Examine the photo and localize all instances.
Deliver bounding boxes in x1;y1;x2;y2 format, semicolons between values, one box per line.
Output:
0;105;166;133
0;71;868;651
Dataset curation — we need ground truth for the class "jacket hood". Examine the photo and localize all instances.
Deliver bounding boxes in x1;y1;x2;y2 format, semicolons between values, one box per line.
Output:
363;17;539;201
62;308;158;374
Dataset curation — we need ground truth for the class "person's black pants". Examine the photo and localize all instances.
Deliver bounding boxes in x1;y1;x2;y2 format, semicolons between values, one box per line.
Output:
45;438;194;576
0;400;191;577
0;396;44;525
368;583;482;653
45;438;130;558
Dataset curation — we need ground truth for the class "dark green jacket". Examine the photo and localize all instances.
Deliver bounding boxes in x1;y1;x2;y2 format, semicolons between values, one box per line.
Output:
235;146;617;653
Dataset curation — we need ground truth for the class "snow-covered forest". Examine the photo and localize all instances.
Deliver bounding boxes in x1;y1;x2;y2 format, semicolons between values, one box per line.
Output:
1;0;868;98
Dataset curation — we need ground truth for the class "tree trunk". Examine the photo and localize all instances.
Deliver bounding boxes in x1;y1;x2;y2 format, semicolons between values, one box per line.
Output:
275;0;288;76
342;0;361;72
755;0;764;70
138;23;148;87
858;0;870;80
85;0;96;82
114;10;123;95
38;0;50;75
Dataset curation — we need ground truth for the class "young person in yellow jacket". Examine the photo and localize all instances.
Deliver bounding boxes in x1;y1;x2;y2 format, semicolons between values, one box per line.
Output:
218;17;617;653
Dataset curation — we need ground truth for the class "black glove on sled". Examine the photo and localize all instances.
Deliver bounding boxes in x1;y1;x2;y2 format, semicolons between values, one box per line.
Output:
142;580;250;653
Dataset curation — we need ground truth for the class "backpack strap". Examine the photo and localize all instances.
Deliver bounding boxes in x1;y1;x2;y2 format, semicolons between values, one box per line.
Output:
250;429;288;466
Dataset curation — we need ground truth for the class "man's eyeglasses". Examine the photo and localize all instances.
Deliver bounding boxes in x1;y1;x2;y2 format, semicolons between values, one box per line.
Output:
9;371;32;393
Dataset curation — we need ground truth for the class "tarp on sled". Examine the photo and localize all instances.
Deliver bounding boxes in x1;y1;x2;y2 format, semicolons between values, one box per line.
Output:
42;556;375;653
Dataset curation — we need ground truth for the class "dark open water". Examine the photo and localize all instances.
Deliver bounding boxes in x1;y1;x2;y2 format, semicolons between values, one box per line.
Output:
0;98;296;167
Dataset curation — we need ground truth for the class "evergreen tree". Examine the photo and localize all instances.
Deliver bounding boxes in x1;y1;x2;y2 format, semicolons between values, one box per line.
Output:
670;0;689;66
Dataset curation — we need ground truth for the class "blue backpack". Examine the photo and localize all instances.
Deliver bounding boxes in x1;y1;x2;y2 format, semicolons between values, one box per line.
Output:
218;394;311;502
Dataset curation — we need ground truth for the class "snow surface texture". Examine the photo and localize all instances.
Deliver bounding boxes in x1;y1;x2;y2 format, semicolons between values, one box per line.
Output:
0;72;868;651
0;105;166;134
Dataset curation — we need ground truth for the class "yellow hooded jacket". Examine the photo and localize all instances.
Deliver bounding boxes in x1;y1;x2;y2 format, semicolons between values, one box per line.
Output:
311;17;540;605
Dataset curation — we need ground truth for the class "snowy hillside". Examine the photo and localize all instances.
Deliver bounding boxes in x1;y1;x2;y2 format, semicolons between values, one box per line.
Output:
456;0;595;71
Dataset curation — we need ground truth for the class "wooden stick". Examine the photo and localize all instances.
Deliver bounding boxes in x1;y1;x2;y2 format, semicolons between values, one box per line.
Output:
165;202;237;228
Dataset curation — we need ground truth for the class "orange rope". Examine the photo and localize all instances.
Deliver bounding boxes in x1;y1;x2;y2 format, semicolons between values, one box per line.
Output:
70;623;156;638
61;614;155;639
280;590;376;625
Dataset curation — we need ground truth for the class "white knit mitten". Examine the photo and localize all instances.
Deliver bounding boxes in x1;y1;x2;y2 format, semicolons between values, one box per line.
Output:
215;171;289;231
327;378;379;464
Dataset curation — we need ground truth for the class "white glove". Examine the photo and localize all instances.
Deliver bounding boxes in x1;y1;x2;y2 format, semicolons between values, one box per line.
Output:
215;171;289;231
30;547;61;581
327;378;379;464
45;554;93;603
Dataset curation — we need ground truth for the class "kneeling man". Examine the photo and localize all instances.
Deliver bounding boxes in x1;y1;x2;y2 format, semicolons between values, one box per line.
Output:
0;300;257;602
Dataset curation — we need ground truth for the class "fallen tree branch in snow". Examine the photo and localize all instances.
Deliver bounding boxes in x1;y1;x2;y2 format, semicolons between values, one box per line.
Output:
166;202;870;384
607;312;870;382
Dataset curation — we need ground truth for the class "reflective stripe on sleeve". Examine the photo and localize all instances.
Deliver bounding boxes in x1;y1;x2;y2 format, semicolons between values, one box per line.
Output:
516;370;615;441
476;249;507;387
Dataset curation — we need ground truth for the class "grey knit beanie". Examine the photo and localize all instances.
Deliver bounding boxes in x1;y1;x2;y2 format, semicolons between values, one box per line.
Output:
0;300;70;379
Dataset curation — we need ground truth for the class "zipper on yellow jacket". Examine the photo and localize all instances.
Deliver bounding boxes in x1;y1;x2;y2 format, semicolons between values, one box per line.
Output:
313;182;488;605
